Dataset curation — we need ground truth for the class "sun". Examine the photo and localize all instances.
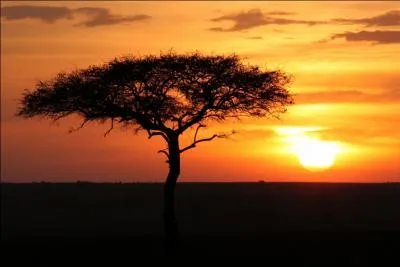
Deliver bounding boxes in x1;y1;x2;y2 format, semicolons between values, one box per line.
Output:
275;127;344;171
288;136;341;171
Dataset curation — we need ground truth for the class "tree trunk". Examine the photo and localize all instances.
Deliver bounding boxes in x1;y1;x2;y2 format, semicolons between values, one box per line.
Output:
164;133;180;257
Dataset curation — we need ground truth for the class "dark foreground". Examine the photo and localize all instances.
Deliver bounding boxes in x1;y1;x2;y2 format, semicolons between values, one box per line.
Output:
2;182;400;265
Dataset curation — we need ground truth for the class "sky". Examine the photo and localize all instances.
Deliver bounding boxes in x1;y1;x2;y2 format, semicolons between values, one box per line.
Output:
1;1;399;183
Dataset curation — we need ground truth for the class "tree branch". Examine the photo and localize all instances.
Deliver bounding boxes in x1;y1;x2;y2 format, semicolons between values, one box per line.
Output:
177;102;213;134
180;127;237;153
158;149;170;163
54;112;72;121
146;129;168;141
68;118;90;134
104;118;115;137
194;123;206;142
179;134;218;153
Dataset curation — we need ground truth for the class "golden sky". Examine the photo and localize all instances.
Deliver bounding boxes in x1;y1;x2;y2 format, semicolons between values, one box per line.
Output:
1;1;399;182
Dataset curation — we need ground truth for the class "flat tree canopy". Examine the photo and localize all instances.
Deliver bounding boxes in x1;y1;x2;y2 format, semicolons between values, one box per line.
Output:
17;52;293;138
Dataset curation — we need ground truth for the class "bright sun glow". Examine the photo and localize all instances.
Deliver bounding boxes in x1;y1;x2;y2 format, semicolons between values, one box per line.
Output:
289;136;340;171
275;127;343;171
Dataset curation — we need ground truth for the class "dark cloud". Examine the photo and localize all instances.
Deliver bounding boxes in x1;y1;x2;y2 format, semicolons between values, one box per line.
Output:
295;89;400;104
74;7;151;27
266;11;296;16
247;36;263;40
332;10;400;27
1;5;151;27
210;9;324;32
1;5;72;23
330;30;400;44
208;27;225;32
209;9;400;34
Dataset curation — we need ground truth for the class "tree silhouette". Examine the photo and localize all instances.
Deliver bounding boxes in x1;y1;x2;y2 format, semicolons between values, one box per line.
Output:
16;51;293;254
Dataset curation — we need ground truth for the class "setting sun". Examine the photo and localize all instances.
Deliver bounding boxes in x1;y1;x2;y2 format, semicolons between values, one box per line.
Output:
275;127;343;171
289;136;341;171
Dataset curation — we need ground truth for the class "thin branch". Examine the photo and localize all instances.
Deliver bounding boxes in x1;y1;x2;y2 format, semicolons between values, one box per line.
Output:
49;112;72;126
158;149;170;163
180;128;237;153
194;123;206;142
179;134;218;153
146;129;168;141
68;118;90;134
158;149;169;158
54;112;71;121
177;102;213;134
104;118;114;137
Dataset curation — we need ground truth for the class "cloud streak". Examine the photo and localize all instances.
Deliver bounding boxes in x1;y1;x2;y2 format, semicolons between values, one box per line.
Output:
266;11;296;16
247;36;263;40
209;9;324;32
0;5;72;23
73;7;151;27
1;5;151;27
210;9;400;35
330;30;400;44
333;10;400;27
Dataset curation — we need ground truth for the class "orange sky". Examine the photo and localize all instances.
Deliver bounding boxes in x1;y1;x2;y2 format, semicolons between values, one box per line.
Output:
1;1;399;183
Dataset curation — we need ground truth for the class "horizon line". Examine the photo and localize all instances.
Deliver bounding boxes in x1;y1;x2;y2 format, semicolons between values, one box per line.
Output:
1;180;399;184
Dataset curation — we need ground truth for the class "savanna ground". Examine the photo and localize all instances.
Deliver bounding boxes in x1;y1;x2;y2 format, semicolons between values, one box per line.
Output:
2;182;400;265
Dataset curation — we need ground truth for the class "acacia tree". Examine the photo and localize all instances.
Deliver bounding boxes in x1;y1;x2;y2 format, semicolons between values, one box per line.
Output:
17;52;293;251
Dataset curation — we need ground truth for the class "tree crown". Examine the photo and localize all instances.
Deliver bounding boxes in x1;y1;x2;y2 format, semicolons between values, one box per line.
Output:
17;52;294;136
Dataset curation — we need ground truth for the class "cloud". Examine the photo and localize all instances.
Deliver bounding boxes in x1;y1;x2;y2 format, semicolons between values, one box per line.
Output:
247;36;263;40
73;7;151;27
208;27;225;32
295;89;400;104
1;5;151;27
1;5;72;23
209;9;400;33
332;10;400;27
209;9;324;32
266;11;296;16
330;30;400;44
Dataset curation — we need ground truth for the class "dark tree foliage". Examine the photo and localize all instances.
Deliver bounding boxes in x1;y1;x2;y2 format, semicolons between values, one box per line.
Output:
18;52;292;133
17;51;294;254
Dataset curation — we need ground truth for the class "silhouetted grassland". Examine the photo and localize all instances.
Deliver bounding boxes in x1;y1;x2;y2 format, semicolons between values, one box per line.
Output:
2;182;400;264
